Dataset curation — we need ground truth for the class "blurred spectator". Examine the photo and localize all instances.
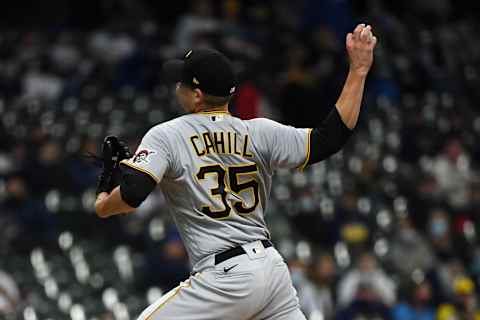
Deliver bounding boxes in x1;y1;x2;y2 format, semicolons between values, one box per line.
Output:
434;259;467;302
470;247;480;278
389;216;435;277
234;82;261;120
88;30;136;65
50;32;81;73
289;257;309;292
300;0;353;42
3;174;55;244
23;69;63;100
336;281;392;320
337;253;396;307
295;253;336;319
430;139;472;210
0;270;20;315
219;0;259;59
278;43;320;128
26;140;70;195
67;138;99;192
174;0;219;50
392;281;435;320
144;228;190;291
437;276;480;320
427;208;454;260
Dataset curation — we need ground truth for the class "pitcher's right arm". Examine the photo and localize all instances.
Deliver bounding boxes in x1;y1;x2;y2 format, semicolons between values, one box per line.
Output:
306;23;377;167
250;24;377;172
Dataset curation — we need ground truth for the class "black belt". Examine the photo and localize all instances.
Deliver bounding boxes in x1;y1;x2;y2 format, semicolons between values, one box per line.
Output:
214;240;273;265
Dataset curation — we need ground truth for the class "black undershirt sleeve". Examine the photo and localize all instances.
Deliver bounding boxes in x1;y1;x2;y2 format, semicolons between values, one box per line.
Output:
119;164;157;208
306;106;353;166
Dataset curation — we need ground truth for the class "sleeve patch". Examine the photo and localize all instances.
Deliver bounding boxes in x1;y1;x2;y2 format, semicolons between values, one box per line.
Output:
132;149;157;164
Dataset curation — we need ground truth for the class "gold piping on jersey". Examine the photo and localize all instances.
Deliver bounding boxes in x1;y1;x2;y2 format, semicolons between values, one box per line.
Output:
298;128;313;171
145;285;184;319
119;160;160;183
144;273;201;320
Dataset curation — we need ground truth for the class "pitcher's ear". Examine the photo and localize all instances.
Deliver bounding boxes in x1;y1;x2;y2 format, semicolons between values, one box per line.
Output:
193;88;204;101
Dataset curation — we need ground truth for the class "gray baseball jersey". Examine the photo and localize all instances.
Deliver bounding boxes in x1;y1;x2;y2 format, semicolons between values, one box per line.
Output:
121;110;309;320
120;111;310;268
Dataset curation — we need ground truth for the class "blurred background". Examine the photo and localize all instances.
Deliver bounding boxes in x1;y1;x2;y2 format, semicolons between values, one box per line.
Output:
1;0;480;319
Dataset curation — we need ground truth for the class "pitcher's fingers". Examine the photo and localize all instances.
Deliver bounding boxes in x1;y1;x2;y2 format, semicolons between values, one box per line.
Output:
353;24;365;41
346;33;353;46
368;31;374;43
360;27;372;42
363;25;373;42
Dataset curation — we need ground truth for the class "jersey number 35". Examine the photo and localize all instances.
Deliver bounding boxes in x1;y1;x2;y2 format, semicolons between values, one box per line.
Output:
195;163;260;219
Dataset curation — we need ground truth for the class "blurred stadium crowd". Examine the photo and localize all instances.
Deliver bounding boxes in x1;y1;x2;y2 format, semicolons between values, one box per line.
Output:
1;0;480;319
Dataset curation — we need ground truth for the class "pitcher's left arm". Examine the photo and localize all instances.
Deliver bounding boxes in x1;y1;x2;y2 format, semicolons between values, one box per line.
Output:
95;126;171;218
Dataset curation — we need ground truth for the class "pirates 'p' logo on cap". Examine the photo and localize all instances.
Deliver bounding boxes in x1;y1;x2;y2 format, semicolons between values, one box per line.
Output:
193;77;200;85
185;50;193;58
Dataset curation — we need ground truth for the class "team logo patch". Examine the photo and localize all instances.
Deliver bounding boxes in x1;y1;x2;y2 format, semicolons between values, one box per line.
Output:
132;149;156;164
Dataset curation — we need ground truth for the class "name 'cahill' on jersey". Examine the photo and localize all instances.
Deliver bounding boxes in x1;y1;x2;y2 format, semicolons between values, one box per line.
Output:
120;111;311;268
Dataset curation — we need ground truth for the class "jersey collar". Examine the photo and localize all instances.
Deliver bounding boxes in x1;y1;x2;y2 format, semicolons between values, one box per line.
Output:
195;110;231;115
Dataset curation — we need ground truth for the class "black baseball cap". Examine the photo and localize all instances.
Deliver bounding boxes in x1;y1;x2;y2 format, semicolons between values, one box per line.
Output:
163;49;236;97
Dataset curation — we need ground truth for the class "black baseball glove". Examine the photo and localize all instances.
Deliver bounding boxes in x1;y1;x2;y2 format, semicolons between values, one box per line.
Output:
96;136;132;195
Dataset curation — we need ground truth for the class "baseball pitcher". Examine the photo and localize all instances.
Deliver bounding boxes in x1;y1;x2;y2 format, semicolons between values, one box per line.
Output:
94;24;377;320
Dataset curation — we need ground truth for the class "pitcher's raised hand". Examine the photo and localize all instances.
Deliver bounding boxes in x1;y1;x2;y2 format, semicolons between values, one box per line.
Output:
346;24;378;76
